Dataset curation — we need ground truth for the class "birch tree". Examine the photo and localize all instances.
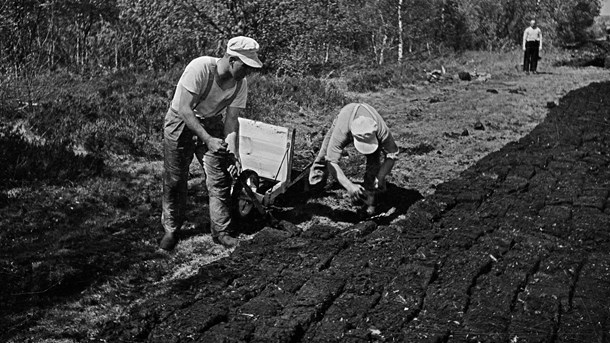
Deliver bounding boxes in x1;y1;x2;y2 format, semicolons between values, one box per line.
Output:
397;0;403;61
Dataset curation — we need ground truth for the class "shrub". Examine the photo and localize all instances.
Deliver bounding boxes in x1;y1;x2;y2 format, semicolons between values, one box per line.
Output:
2;70;173;160
346;62;422;92
244;74;350;124
0;126;104;189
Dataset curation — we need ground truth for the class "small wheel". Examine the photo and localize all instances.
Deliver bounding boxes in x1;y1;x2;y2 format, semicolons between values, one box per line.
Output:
232;170;260;218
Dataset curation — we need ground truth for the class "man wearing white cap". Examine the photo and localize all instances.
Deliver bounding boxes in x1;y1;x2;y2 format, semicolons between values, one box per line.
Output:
309;103;399;214
160;36;263;251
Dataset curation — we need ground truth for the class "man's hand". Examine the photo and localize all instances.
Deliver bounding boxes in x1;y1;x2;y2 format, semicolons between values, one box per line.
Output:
227;159;241;178
347;183;366;200
206;138;228;154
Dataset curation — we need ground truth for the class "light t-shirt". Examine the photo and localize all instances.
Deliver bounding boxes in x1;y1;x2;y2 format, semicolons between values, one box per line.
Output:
325;103;398;163
170;56;248;118
523;27;542;48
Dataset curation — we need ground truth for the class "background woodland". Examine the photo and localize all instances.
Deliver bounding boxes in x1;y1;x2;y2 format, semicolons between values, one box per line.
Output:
1;0;603;76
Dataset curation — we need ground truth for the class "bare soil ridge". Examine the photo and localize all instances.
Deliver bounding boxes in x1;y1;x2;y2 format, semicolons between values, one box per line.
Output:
101;81;610;342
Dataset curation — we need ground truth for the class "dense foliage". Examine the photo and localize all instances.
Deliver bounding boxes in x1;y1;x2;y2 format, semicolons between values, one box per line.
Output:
0;0;602;75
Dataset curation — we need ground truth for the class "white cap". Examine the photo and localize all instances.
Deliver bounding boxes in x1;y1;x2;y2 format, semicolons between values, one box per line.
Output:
351;115;379;154
226;36;263;68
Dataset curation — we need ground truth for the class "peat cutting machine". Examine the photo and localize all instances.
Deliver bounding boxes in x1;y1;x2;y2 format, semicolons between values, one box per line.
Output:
231;117;311;232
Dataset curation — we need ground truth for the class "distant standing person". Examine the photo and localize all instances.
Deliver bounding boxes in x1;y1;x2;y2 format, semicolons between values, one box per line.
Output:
308;103;399;217
160;36;263;251
523;19;542;74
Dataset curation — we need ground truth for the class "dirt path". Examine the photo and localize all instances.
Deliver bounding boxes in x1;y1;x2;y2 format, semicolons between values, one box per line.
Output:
96;74;610;341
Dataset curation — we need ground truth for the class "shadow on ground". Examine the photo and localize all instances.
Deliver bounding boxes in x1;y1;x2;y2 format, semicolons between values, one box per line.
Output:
269;180;423;226
0;161;165;342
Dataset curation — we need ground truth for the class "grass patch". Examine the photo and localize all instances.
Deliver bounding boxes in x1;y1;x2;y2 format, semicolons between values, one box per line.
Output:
244;74;350;123
344;48;544;92
0;159;228;342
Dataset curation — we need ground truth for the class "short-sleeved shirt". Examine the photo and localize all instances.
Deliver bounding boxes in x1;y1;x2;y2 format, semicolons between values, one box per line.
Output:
325;103;398;163
170;56;248;118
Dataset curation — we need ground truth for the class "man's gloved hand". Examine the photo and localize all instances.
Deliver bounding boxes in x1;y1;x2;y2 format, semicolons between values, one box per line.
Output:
227;159;241;178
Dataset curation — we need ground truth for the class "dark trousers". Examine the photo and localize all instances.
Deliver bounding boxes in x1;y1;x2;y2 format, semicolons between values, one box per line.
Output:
523;41;540;72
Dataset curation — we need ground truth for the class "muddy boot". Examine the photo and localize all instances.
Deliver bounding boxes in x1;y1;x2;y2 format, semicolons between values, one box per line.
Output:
214;232;239;248
160;232;178;251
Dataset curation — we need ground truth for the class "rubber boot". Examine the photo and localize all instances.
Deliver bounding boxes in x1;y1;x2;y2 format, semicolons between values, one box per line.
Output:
214;233;239;248
160;232;178;251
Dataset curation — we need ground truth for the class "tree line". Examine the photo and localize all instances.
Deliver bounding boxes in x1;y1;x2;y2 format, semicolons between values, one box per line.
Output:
0;0;601;76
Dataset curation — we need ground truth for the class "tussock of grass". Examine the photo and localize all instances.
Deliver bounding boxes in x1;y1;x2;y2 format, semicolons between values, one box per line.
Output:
0;127;104;190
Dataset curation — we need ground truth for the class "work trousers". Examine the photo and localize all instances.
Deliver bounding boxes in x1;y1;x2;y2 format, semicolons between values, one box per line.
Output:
309;118;381;191
523;41;540;72
161;109;232;237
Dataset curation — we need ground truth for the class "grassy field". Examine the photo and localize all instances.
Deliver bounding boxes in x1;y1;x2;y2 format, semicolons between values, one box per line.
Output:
1;47;610;342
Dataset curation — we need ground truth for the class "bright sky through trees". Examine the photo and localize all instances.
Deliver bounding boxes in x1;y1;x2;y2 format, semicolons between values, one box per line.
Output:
602;0;610;14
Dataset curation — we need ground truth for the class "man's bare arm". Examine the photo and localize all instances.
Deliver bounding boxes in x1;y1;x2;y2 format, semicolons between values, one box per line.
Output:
224;106;242;177
328;161;364;198
224;107;241;157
